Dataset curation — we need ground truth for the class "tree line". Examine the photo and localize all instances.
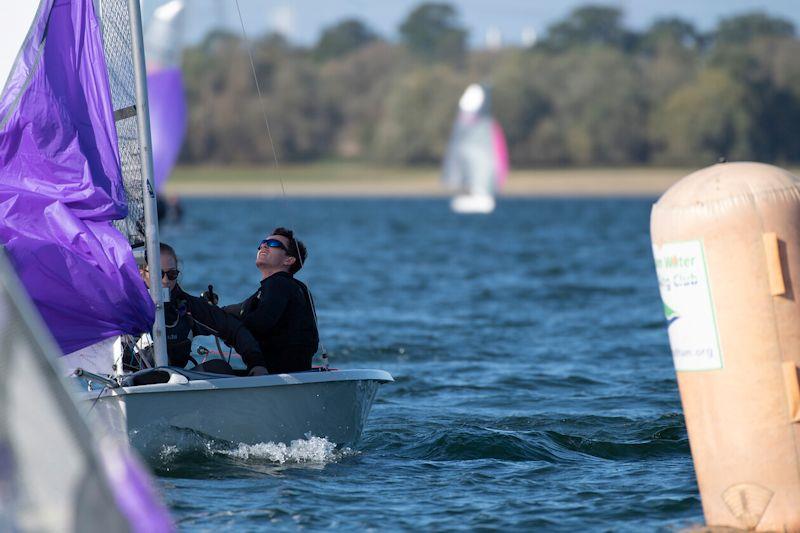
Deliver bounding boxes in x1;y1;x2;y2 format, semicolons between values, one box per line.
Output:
179;3;800;168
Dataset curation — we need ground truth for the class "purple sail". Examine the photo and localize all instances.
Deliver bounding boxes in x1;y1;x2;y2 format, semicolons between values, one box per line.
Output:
0;0;155;354
147;68;187;191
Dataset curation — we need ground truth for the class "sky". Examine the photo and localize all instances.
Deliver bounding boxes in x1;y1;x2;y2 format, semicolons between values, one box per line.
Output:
141;0;800;48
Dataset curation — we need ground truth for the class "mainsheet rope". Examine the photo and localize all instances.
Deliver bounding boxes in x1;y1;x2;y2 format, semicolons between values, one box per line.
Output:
233;0;329;369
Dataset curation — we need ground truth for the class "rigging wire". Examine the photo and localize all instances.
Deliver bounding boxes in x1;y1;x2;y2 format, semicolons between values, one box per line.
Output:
87;385;110;413
233;0;329;369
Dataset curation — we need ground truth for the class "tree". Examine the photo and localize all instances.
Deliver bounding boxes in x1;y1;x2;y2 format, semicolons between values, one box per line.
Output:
372;66;466;163
490;52;553;165
554;48;648;164
539;5;634;52
319;42;406;158
714;12;795;46
313;19;379;62
398;3;467;64
639;17;699;54
650;69;754;164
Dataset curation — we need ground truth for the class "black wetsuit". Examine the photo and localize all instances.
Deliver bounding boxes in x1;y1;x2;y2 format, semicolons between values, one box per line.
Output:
223;271;319;374
168;284;266;369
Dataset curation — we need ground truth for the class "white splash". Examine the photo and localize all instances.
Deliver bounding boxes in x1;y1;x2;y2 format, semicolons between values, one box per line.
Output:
158;444;179;463
219;435;347;464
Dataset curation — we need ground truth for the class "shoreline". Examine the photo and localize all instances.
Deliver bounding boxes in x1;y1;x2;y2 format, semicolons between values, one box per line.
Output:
161;166;702;198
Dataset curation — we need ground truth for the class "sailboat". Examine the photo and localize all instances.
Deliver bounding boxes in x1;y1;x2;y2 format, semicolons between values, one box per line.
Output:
145;0;187;194
0;246;172;531
146;0;187;223
442;83;509;214
0;0;392;456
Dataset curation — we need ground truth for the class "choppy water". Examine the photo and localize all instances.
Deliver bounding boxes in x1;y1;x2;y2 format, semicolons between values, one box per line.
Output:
156;197;699;531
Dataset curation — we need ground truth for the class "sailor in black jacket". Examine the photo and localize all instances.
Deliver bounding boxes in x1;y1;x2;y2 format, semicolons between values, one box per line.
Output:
223;227;319;374
145;243;266;370
169;284;266;370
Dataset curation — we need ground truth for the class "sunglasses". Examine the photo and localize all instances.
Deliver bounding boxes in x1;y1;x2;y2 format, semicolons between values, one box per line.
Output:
144;267;180;281
257;238;288;252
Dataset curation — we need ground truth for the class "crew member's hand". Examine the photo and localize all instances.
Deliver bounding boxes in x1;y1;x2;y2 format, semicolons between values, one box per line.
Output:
248;366;268;376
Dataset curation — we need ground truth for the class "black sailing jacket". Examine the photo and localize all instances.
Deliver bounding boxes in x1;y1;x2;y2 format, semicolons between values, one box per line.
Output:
223;271;319;374
169;284;266;369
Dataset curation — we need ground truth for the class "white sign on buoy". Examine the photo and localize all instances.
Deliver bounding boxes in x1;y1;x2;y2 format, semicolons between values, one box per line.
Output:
653;240;722;371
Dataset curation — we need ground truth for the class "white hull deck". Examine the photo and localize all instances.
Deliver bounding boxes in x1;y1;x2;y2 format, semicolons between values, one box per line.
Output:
451;194;495;214
81;369;393;456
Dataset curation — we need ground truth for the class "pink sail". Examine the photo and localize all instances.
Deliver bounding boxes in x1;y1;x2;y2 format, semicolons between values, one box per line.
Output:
492;119;509;189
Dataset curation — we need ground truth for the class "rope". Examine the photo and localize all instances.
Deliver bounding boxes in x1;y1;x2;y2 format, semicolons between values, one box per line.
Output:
233;0;328;369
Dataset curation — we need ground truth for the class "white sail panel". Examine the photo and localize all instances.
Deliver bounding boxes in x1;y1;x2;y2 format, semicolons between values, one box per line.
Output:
0;3;41;90
442;84;498;196
61;336;123;376
145;0;185;69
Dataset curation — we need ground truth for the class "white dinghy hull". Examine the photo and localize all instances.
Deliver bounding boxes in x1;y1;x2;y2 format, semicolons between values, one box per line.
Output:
82;369;393;455
451;193;496;214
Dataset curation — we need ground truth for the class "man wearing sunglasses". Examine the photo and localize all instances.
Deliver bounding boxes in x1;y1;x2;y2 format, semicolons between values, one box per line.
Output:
142;243;267;372
222;227;319;374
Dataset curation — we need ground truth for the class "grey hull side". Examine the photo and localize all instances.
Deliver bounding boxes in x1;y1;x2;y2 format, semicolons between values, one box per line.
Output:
82;369;392;455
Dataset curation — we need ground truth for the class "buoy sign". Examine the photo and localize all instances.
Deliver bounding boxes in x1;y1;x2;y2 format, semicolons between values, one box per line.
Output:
653;240;723;371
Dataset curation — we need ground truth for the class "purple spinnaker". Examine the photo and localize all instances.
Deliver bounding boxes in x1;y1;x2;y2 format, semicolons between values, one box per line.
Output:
147;68;187;191
0;0;155;354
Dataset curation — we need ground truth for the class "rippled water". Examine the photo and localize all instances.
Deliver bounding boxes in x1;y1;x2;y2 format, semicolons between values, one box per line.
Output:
156;197;700;531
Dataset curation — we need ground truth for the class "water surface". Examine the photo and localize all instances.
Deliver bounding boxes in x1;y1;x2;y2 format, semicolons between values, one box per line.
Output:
157;197;699;531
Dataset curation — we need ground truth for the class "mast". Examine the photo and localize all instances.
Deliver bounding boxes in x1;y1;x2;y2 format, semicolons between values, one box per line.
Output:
127;0;168;366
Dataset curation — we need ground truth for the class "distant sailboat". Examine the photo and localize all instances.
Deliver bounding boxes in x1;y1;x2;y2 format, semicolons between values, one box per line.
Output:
145;0;187;193
442;83;509;214
146;0;187;223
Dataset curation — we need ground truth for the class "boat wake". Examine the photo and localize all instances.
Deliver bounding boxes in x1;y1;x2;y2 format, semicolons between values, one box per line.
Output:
146;429;356;475
216;435;343;464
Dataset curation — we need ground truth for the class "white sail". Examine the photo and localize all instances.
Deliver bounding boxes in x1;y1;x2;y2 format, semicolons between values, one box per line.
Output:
0;4;40;90
145;0;185;69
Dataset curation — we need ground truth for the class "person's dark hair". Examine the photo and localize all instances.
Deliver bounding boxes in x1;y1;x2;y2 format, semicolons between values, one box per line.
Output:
272;227;307;274
160;242;178;267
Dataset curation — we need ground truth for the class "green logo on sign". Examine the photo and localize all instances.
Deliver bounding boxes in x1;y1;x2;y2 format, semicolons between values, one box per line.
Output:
663;303;679;325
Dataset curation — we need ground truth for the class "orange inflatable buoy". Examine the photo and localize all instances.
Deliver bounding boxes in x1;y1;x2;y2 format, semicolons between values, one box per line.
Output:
651;162;800;530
